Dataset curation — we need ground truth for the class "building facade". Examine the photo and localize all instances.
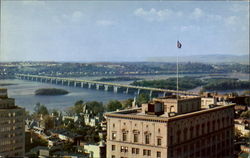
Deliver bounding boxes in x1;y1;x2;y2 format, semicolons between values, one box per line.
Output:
105;95;234;158
0;88;25;157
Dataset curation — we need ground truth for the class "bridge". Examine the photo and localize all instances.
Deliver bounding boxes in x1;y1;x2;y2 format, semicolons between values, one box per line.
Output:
16;74;198;97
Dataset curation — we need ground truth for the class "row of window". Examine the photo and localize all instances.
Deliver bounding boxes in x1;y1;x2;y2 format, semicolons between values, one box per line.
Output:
112;132;162;146
111;146;161;158
169;117;232;144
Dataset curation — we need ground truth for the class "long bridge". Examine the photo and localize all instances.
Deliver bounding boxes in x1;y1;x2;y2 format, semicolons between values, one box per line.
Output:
16;74;198;97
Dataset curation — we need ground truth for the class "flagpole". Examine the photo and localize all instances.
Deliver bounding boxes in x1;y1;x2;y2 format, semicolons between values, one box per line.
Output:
177;47;179;99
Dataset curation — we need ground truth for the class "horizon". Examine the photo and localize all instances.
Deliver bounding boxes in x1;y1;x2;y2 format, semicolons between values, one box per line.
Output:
1;1;249;62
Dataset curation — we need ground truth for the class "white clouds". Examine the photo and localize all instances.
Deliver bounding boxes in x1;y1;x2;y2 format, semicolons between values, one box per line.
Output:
190;8;204;19
180;25;200;32
134;8;174;22
224;16;239;25
72;11;83;22
52;11;84;24
96;20;115;26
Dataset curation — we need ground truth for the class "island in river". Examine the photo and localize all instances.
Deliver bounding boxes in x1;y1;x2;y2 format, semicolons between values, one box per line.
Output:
35;88;69;96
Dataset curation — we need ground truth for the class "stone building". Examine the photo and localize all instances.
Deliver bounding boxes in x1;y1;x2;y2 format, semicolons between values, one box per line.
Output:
0;88;25;157
105;95;235;158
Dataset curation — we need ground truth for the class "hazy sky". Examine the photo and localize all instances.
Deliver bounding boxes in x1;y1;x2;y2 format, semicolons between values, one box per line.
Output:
1;0;249;62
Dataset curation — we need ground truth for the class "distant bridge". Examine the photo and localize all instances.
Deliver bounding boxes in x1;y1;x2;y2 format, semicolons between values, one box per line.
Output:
16;74;198;97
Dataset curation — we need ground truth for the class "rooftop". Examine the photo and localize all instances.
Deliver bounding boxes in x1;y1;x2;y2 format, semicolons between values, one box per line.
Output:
105;95;235;122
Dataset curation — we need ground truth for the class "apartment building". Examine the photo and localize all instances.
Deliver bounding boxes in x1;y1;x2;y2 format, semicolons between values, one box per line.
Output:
0;88;25;157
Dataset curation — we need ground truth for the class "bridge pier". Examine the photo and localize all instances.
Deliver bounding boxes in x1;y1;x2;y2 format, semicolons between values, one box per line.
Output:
88;83;92;89
96;84;100;90
74;82;77;87
104;85;112;91
137;89;141;95
68;81;71;86
113;86;119;93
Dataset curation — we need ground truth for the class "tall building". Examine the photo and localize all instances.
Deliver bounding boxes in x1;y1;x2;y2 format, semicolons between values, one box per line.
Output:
105;95;234;158
0;88;25;157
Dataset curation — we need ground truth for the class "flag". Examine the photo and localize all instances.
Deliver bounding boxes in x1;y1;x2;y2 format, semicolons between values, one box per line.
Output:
177;40;182;49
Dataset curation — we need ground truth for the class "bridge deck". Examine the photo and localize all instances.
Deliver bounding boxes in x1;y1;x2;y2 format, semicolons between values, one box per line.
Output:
16;74;198;95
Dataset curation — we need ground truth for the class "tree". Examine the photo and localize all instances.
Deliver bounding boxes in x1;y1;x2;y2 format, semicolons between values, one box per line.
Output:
34;103;49;115
51;109;59;117
137;93;150;106
107;100;122;112
86;101;104;115
240;110;250;119
122;98;133;108
73;100;85;114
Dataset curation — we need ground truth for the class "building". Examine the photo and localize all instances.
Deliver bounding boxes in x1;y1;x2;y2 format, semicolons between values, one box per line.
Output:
83;141;106;158
105;95;235;158
0;88;25;157
234;118;250;136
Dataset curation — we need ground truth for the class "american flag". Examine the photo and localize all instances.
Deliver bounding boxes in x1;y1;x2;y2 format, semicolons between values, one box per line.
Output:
177;40;182;49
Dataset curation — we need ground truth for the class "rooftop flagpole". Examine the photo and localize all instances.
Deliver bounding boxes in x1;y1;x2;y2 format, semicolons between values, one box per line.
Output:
177;40;182;99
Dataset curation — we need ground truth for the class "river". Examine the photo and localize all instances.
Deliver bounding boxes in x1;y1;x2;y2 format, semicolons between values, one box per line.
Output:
0;73;249;111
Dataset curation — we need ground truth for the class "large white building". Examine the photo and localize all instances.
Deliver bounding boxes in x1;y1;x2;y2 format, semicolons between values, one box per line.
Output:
0;88;25;157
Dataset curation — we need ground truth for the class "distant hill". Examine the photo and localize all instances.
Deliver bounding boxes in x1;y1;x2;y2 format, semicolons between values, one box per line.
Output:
147;54;249;64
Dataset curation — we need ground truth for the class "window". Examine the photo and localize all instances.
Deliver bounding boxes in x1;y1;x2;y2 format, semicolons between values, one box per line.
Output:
132;148;136;154
132;148;139;154
120;146;128;153
177;130;181;143
196;125;200;136
112;145;116;151
145;134;150;144
143;149;147;156
157;138;162;146
207;122;210;133
202;123;205;135
111;155;115;158
112;132;116;140
183;128;188;141
148;150;151;156
122;132;127;141
134;133;138;143
190;126;194;139
157;151;161;158
143;149;151;156
136;148;139;154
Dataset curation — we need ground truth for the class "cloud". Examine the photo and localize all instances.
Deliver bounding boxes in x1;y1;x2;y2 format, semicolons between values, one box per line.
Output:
190;8;204;19
224;16;239;25
96;20;115;26
134;8;174;22
180;25;200;32
72;11;83;22
52;11;83;24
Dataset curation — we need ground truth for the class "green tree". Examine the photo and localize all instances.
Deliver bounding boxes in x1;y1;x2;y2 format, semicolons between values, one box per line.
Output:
137;93;150;105
86;101;104;115
122;98;133;108
73;100;85;114
34;103;49;115
51;109;59;117
107;100;122;112
240;110;250;119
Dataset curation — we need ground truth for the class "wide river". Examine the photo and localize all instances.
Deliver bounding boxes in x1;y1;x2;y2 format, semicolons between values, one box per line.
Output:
0;73;249;111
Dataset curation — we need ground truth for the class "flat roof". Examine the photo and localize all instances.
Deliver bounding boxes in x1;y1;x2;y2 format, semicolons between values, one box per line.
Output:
105;104;235;122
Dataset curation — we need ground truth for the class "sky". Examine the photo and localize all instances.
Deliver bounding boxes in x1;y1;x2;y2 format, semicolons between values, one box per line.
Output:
1;0;249;62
